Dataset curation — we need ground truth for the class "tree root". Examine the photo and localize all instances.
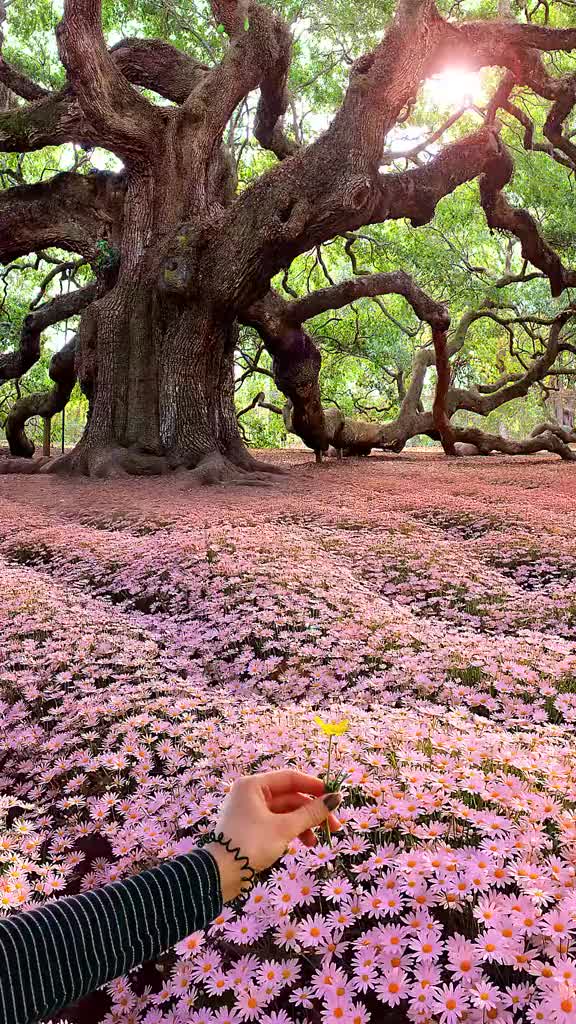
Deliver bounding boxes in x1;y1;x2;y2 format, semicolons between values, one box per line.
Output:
189;450;277;487
0;441;286;483
0;446;172;478
224;439;286;476
40;445;172;479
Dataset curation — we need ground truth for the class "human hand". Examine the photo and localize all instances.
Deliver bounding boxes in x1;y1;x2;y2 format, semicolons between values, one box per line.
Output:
206;770;342;901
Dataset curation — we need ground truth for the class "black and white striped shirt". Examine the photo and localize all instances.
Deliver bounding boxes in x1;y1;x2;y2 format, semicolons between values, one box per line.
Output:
0;849;222;1024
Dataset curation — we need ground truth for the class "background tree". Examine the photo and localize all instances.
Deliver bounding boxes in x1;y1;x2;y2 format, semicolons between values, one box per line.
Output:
1;0;576;479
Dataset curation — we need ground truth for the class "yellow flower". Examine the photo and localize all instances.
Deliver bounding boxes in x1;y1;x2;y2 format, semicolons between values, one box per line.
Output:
314;716;349;736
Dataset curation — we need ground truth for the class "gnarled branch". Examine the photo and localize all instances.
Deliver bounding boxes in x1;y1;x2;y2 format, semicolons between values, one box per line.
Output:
531;421;576;443
5;334;78;457
56;0;160;162
109;38;209;104
380;127;501;227
243;291;328;453
285;271;449;331
429;19;576;77
0;3;48;101
0;59;49;102
0;278;102;385
452;426;576;460
0;171;125;263
246;268;457;457
0;39;214;154
478;139;576;297
191;1;297;159
447;312;574;417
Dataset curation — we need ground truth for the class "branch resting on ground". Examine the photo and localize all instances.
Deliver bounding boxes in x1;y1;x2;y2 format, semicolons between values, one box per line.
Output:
5;335;78;458
245;269;456;457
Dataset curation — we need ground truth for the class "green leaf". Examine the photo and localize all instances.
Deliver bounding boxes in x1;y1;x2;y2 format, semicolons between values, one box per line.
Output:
244;16;250;31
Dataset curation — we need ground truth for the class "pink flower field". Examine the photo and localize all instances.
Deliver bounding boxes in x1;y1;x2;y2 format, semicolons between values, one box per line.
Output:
1;451;576;1024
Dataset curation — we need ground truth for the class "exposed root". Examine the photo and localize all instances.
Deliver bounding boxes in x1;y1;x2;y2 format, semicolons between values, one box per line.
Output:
42;445;170;479
225;440;286;476
0;442;286;483
190;450;275;487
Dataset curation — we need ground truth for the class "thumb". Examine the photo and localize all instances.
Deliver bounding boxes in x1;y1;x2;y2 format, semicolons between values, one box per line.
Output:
285;792;342;839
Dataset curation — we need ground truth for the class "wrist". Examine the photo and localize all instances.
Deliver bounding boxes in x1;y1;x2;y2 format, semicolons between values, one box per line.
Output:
205;842;247;903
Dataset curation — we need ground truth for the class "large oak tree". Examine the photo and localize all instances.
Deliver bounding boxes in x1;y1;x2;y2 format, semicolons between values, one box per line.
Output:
1;0;576;479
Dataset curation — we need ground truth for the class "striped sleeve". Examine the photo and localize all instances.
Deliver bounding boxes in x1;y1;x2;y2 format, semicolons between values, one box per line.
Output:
0;849;222;1024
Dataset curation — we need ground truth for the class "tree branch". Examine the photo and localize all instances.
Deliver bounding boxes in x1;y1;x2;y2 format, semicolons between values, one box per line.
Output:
447;310;575;416
243;290;328;453
478;137;576;296
167;1;576;312
247;269;458;457
5;334;78;458
428;18;576;77
0;278;103;385
0;2;48;101
284;271;449;331
237;390;266;418
0;38;217;154
0;88;92;153
0;58;49;102
192;1;298;159
109;38;209;104
500;93;575;172
0;171;125;263
531;421;576;443
381;105;470;165
452;425;576;460
30;258;87;309
56;0;160;161
379;127;502;227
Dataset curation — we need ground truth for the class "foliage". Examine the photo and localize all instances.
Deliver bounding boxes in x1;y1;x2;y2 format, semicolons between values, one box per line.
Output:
93;239;121;274
2;0;576;448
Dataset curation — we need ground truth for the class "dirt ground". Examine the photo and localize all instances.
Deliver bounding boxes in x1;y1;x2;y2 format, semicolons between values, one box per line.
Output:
1;447;576;521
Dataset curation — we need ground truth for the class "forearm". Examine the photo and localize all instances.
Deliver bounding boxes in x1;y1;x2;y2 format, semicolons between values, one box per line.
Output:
0;849;222;1024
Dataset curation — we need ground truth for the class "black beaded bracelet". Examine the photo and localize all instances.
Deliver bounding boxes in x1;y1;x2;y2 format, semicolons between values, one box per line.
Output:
207;831;256;895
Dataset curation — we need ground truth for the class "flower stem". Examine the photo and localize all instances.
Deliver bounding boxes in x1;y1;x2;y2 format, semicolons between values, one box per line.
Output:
325;736;333;846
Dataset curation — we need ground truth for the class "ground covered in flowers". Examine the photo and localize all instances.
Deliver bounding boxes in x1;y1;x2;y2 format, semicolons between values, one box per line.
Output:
1;451;576;1024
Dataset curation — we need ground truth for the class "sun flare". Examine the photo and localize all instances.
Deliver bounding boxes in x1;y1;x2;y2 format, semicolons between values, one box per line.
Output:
423;68;484;109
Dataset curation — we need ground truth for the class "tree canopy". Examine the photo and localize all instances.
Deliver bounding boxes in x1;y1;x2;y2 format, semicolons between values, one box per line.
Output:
1;0;576;479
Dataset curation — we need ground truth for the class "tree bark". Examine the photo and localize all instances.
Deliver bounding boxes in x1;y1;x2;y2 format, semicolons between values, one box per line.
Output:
45;284;261;481
2;0;576;480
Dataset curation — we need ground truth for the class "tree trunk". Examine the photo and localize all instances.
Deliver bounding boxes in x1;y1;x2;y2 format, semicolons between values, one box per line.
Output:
32;132;282;483
49;280;260;481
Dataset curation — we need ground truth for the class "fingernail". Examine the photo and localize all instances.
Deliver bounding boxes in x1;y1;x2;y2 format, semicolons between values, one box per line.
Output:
323;792;342;811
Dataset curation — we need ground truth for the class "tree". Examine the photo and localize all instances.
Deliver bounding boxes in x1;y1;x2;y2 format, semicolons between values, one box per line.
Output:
1;0;576;480
272;260;576;459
